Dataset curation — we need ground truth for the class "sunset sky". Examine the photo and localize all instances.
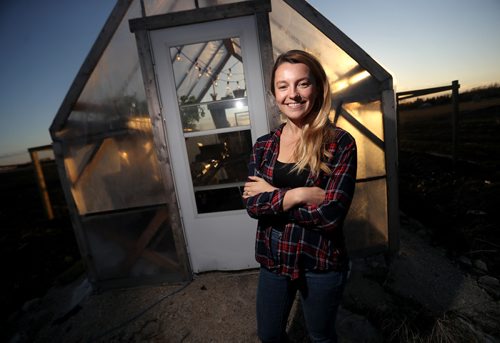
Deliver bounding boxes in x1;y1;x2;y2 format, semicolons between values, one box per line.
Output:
1;0;499;165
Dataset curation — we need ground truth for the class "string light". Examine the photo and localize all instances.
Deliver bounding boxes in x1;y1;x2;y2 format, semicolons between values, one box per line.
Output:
173;46;246;96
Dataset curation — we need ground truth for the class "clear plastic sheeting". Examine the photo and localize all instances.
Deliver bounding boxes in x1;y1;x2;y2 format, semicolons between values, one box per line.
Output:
269;0;389;254
60;1;145;139
344;179;388;255
56;1;166;215
83;205;181;282
52;0;176;284
270;1;366;98
64;131;166;214
336;101;386;179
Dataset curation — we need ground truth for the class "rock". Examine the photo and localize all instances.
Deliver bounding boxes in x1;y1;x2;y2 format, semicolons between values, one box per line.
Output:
473;259;488;273
336;307;382;343
458;256;472;267
140;320;159;338
386;229;494;314
479;275;500;287
478;276;500;299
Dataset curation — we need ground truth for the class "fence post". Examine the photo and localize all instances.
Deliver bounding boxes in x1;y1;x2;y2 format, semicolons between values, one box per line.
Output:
451;80;460;167
28;147;55;220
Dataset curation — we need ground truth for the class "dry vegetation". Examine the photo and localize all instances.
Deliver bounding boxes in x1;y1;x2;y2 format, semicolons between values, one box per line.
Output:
0;161;81;337
398;91;500;280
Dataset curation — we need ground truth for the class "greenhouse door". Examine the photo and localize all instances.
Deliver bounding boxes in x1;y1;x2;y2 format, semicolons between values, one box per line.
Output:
149;16;269;272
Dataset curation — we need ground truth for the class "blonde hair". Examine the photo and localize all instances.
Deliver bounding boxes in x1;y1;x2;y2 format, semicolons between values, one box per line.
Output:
271;50;334;175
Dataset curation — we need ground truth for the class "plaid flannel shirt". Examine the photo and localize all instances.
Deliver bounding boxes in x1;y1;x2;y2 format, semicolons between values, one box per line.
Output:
245;123;357;280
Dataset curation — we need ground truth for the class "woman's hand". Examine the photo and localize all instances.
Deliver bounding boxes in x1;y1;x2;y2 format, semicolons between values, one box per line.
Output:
283;186;325;211
243;176;277;199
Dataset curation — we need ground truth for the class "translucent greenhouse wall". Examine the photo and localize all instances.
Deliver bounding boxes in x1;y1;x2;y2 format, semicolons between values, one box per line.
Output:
51;0;196;286
56;1;161;214
269;0;391;254
51;0;255;287
51;0;397;287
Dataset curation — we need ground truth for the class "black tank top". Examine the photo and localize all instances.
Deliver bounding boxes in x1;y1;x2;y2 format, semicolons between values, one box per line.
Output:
273;160;309;188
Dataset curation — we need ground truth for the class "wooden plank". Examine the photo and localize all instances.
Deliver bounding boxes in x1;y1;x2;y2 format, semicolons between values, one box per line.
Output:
129;0;272;32
122;208;170;272
382;89;400;255
28;144;53;152
396;85;453;100
28;149;54;220
451;80;460;166
99;227;181;274
283;0;392;85
335;106;385;151
69;140;103;184
255;11;281;129
51;140;100;283
73;138;113;188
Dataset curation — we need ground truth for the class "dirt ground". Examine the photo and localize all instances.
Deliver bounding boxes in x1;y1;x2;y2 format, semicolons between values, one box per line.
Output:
2;98;500;342
6;216;500;343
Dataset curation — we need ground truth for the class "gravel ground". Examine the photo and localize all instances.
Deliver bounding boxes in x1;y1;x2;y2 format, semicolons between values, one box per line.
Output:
7;215;500;343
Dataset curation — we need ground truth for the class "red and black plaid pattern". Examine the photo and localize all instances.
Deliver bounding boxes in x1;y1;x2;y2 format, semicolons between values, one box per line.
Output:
245;123;357;279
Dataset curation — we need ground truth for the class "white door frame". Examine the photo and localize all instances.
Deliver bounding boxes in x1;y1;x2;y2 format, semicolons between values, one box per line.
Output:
150;16;269;272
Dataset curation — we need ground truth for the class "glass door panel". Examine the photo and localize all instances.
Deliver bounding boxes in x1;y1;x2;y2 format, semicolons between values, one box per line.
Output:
170;39;252;214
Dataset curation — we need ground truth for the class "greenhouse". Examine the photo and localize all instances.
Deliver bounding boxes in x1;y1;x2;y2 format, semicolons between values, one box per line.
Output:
50;0;399;289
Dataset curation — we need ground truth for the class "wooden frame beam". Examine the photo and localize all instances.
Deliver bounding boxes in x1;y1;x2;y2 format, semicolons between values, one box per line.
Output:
28;145;55;220
129;0;271;32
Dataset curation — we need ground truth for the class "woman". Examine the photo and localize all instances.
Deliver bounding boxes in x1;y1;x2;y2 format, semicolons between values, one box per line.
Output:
243;50;357;343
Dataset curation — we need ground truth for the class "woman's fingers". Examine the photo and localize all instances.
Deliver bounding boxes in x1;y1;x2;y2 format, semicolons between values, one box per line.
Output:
243;176;276;197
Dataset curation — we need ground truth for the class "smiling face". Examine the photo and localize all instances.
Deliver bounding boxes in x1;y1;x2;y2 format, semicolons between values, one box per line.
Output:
273;62;317;125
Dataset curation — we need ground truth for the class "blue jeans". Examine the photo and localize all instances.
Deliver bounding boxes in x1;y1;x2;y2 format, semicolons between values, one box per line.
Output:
256;231;347;342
